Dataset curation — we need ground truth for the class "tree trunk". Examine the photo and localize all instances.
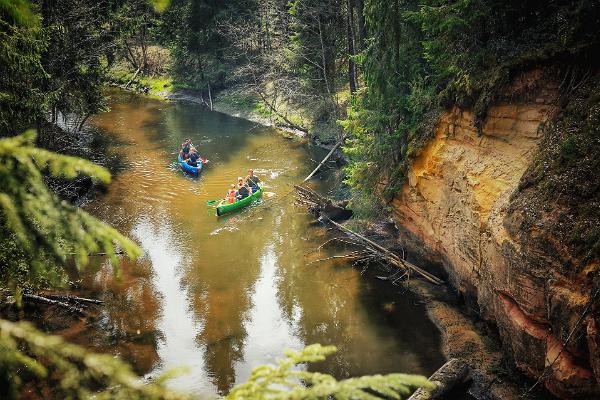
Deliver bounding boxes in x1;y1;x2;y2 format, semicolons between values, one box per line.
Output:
256;90;308;133
23;294;87;316
140;17;148;75
303;134;347;182
124;38;139;71
77;113;91;132
347;0;357;94
125;65;141;89
317;16;332;97
355;0;366;50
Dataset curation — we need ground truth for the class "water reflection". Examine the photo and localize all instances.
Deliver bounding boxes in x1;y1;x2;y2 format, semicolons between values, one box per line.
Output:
234;244;304;385
131;216;216;395
72;89;444;397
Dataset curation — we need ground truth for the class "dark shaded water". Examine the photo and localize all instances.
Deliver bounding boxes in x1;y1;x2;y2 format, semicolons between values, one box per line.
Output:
62;90;444;397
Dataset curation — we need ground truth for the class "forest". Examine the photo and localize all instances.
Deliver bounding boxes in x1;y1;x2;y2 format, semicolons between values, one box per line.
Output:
1;0;600;399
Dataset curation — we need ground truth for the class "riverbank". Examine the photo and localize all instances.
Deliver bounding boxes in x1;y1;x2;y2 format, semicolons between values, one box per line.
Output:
156;88;308;139
107;71;307;138
107;69;347;161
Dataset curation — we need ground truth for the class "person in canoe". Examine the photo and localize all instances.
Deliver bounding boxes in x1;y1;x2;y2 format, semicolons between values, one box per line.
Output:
180;138;192;158
246;169;261;192
187;147;200;167
226;184;237;203
236;177;250;200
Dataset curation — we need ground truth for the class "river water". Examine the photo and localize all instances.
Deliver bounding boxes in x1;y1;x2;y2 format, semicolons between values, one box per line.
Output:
65;90;444;397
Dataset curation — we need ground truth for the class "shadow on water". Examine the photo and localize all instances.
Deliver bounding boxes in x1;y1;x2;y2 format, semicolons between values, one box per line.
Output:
60;89;445;397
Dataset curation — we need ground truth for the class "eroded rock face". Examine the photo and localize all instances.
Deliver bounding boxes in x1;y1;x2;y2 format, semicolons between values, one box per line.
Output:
391;70;599;398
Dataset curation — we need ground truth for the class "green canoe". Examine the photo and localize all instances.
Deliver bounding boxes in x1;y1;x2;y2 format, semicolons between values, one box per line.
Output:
216;186;264;216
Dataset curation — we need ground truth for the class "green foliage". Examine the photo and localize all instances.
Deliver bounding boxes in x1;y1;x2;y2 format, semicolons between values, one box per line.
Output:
342;0;600;197
1;0;151;135
0;2;46;135
0;0;36;27
38;0;119;124
226;343;433;399
341;0;437;197
150;0;170;13
287;0;345;94
0;319;188;400
511;74;600;267
1;0;144;290
0;321;433;400
347;190;383;220
0;130;141;289
559;135;579;164
160;0;254;89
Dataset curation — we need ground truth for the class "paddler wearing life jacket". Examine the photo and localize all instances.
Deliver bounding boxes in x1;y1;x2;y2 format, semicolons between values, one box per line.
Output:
226;184;237;203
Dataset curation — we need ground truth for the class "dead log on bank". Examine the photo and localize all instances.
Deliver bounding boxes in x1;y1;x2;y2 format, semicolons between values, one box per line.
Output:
303;134;347;183
41;293;104;305
124;65;142;89
408;358;470;400
294;185;444;285
326;217;444;285
23;294;88;317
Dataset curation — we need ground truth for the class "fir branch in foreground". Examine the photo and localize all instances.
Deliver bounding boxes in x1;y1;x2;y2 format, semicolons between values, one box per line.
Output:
0;130;140;289
0;320;434;400
226;344;434;400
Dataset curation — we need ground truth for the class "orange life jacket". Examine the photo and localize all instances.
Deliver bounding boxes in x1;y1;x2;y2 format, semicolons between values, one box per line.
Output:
226;189;236;203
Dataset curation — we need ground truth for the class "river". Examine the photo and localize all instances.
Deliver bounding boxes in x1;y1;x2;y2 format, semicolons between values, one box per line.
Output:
63;90;444;398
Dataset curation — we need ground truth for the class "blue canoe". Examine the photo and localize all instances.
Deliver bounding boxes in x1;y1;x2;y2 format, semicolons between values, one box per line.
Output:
177;154;203;175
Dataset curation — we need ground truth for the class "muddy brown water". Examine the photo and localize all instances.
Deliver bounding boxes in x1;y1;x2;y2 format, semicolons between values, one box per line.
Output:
63;89;444;397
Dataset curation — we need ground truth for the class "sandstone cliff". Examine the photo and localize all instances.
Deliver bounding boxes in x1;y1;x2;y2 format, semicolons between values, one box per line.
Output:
390;70;600;398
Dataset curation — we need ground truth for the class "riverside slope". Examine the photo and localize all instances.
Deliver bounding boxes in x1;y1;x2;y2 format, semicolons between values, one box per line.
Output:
390;70;599;399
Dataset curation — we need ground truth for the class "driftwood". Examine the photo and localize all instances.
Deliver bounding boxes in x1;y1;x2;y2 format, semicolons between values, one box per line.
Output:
125;65;142;89
23;294;88;316
303;134;346;182
42;293;104;305
294;185;444;285
326;217;444;285
68;251;125;256
408;358;470;400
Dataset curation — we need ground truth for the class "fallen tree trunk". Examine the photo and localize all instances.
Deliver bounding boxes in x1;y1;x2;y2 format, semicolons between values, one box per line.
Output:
303;134;346;183
124;65;142;89
325;217;444;285
42;293;104;305
23;294;87;316
408;358;470;400
294;185;443;285
256;90;308;133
